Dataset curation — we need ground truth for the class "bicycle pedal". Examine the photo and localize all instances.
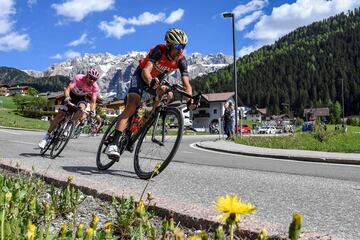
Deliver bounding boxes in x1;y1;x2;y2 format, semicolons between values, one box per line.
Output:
108;155;120;162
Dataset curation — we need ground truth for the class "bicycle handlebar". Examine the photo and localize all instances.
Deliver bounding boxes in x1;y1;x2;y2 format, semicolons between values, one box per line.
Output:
159;74;208;112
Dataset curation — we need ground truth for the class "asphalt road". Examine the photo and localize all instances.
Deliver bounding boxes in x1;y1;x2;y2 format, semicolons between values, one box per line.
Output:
0;128;359;240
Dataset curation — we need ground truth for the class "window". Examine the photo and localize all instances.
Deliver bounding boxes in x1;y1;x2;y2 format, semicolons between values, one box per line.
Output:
213;109;217;114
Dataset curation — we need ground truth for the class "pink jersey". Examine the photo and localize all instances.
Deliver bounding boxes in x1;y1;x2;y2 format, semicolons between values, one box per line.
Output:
69;74;99;101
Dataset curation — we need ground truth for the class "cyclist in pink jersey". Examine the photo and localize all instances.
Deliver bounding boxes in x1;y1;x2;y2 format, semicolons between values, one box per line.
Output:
38;68;100;148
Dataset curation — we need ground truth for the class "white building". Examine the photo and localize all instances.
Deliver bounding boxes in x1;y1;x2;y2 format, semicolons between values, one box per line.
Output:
191;92;236;130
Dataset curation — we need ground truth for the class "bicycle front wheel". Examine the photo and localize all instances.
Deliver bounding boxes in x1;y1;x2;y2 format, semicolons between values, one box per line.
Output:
50;120;74;159
134;107;183;179
96;116;119;170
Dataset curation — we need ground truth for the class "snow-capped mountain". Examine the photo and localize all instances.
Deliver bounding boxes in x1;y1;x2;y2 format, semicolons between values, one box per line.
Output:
24;52;232;99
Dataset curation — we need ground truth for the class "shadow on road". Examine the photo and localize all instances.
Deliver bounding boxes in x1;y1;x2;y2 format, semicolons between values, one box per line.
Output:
19;152;49;158
62;165;139;179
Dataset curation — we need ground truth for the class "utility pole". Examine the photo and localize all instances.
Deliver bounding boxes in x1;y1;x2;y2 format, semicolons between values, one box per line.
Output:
342;78;345;125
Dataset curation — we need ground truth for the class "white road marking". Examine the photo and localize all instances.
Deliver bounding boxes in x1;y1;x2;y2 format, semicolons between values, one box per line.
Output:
0;129;21;135
190;143;360;168
10;140;36;146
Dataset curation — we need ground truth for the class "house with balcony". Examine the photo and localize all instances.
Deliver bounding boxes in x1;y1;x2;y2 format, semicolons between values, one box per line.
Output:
245;108;267;122
303;107;329;122
191;92;236;129
8;85;29;96
0;84;10;96
100;100;126;117
38;91;64;112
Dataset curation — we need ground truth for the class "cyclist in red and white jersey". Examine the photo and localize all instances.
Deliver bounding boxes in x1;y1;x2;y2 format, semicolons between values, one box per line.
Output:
38;68;100;148
106;28;196;157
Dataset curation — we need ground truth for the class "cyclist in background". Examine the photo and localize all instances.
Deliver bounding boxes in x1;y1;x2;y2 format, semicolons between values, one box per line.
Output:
38;68;100;148
106;28;196;157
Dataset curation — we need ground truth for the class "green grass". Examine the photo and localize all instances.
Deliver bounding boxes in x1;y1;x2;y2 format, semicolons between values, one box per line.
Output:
233;125;360;153
0;96;16;109
0;109;49;130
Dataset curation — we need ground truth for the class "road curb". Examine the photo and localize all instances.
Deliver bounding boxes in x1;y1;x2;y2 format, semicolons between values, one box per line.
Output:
0;161;267;240
195;142;360;165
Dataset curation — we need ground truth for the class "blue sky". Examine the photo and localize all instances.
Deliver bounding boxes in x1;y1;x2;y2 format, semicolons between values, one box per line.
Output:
1;0;360;71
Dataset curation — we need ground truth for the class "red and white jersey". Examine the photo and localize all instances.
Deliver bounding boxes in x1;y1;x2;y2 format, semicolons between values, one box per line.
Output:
69;74;99;101
138;44;189;78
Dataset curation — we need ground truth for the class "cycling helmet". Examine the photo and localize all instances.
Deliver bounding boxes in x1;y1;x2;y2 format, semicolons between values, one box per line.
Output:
87;68;100;80
165;28;188;45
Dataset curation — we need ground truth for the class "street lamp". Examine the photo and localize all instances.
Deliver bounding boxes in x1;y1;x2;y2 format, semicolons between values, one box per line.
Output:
223;12;241;138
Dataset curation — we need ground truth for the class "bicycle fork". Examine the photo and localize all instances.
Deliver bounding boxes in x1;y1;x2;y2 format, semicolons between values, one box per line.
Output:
151;111;166;146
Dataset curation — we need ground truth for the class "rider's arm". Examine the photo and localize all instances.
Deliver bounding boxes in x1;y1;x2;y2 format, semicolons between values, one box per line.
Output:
141;61;155;86
65;77;77;98
178;57;192;101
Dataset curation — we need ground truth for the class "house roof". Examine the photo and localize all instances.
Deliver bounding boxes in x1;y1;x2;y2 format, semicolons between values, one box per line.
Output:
271;114;289;120
0;84;10;88
257;108;267;115
202;92;235;102
303;108;329;117
39;91;64;99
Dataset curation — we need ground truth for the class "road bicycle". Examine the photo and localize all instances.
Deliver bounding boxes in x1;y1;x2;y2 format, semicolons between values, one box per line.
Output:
96;77;203;179
40;103;87;159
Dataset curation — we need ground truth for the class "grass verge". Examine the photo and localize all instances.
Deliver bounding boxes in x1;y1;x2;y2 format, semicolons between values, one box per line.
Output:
233;125;360;153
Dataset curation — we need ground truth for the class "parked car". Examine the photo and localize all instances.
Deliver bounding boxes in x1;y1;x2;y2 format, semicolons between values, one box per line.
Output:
258;126;277;134
236;124;251;134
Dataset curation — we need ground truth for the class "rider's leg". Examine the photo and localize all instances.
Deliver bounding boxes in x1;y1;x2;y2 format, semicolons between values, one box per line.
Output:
72;102;87;124
38;111;65;148
152;85;172;111
106;93;141;156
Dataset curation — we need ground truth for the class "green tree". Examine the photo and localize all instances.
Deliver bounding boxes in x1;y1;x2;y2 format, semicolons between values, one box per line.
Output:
329;101;342;124
27;87;38;96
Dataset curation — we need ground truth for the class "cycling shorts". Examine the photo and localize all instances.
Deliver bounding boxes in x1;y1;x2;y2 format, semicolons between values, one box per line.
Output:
59;91;89;111
128;67;156;97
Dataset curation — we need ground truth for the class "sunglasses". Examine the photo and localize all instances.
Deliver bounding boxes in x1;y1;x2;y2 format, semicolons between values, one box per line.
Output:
173;44;186;50
87;75;97;81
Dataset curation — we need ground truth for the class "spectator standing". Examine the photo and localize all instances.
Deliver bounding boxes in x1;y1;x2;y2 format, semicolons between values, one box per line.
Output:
222;103;232;139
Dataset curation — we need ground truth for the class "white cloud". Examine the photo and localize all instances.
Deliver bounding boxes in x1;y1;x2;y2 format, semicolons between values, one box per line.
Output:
99;9;183;39
165;9;184;24
233;0;268;18
27;0;37;7
99;16;136;39
67;33;88;46
246;0;360;43
0;32;30;51
52;0;114;22
236;10;263;31
0;0;15;34
0;0;30;51
238;0;360;56
50;50;81;60
128;12;165;25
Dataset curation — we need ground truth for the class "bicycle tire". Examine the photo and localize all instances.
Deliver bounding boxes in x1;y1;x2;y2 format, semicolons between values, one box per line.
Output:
134;107;183;179
39;121;63;156
96;116;119;170
50;120;75;159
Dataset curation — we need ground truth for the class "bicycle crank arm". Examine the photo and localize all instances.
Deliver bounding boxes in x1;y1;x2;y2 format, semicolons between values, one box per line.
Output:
151;138;164;146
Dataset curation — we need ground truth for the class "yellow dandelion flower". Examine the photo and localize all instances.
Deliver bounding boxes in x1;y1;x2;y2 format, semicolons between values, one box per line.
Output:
26;224;36;240
67;176;73;183
136;200;146;217
85;227;94;237
259;228;268;240
213;194;256;223
293;213;302;228
174;227;184;240
5;192;12;202
104;220;112;230
58;224;67;237
188;235;201;240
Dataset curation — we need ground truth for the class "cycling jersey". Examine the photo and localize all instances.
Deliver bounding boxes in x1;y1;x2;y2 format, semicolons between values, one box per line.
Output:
129;44;189;97
69;74;99;102
138;44;189;78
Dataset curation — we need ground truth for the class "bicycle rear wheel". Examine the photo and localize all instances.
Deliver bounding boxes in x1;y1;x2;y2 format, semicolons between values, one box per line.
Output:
134;107;183;179
50;120;74;159
96;116;119;170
